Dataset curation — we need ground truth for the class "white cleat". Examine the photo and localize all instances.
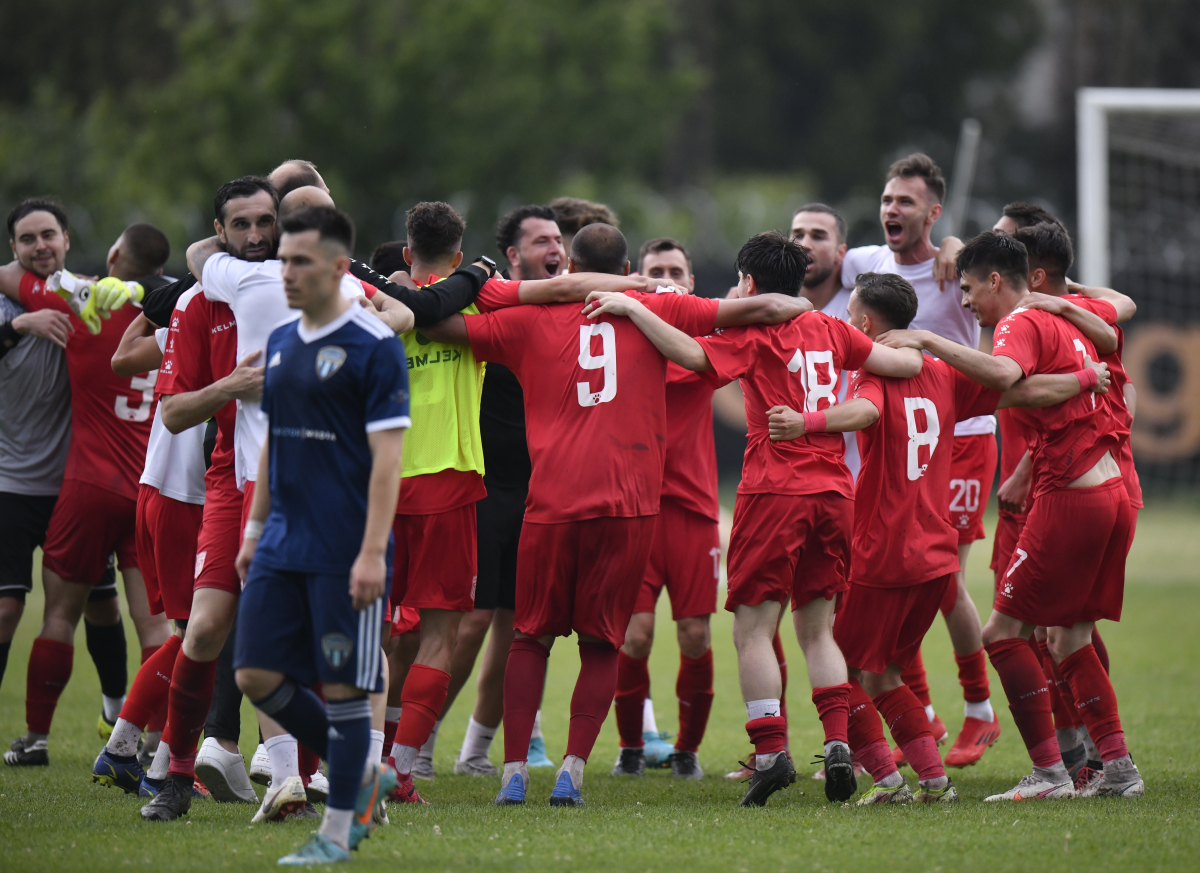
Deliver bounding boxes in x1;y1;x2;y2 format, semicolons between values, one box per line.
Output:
453;756;500;777
1077;756;1144;798
411;755;434;781
249;743;271;786
306;770;329;803
251;775;308;822
985;771;1075;802
194;737;258;804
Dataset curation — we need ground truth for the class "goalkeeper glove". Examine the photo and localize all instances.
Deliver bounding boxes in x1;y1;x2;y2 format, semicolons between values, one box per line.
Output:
92;276;145;314
47;270;102;335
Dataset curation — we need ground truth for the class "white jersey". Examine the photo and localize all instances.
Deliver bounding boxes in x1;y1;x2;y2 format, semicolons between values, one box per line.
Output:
202;253;369;488
139;288;207;504
841;245;994;436
816;287;860;479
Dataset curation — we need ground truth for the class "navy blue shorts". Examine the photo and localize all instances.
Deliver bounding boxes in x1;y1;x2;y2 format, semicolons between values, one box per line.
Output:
234;563;389;693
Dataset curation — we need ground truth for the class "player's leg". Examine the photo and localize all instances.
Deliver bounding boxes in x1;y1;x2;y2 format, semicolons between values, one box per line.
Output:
732;600;795;804
671;614;713;778
0;492;58;689
792;596;856;800
455;607;514;775
82;586;128;737
195;612;256;802
391;608;462;784
613;610;655;776
0;594;23;687
844;671;909;804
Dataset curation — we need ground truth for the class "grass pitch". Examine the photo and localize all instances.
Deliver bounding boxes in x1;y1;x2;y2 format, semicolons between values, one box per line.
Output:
3;503;1199;871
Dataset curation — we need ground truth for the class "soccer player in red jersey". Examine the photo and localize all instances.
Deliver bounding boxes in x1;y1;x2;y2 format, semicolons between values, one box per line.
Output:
611;239;721;780
833;272;1108;805
586;233;925;807
880;231;1143;800
1;210;172;766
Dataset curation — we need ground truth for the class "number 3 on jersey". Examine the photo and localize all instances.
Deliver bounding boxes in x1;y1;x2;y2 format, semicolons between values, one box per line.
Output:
577;323;617;407
115;371;158;422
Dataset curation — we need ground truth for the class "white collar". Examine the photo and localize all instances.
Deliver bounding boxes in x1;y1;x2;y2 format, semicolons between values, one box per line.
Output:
296;304;357;344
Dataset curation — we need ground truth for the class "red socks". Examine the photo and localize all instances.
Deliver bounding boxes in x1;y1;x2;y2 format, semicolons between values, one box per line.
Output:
900;648;933;708
164;653;218;776
120;636;180;731
565;642;619;761
746;715;787;756
298;745;320;785
395;664;450;749
811;683;851;744
1059;644;1127;761
503;638;549;762
985;638;1060;769
1035;638;1082;731
25;638;73;735
846;679;896;783
772;631;790;742
874;686;943;781
1091;627;1110;674
675;649;714;754
614;650;649;749
955;647;990;703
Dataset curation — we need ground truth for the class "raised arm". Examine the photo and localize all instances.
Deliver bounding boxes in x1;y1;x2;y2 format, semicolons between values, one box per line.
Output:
766;397;879;441
1065;280;1136;322
1022;293;1118;354
111;314;163;377
714;294;812;327
861;344;924;379
997;360;1109;409
420;312;469;346
0;261;25;301
186;237;223;279
879;329;1023;391
350;260;486;327
516;272;669;304
583;293;712;372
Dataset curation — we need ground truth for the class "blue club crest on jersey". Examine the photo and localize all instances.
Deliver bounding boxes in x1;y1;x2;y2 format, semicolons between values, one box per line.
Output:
321;633;353;670
316;346;347;380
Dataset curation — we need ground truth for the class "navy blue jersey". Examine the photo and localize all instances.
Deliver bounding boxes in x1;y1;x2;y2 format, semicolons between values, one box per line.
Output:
255;304;410;574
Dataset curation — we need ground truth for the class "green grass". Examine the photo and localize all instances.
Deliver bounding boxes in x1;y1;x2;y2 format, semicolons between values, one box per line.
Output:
3;503;1200;871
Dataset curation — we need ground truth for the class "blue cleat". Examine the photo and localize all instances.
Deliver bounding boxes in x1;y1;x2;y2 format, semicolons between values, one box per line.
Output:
349;762;397;850
549;770;585;807
92;748;145;795
527;736;555;768
278;833;351;865
642;731;676;768
494;771;528;806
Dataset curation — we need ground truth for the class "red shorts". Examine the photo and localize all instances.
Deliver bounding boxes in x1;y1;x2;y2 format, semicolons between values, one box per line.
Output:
635;499;720;620
948;434;998;544
392;504;478;613
193;478;244;596
390;604;421;636
41;479;138;584
990;511;1027;574
834;574;953;674
515;516;657;648
726;492;852;612
135;484;203;620
996;477;1133;627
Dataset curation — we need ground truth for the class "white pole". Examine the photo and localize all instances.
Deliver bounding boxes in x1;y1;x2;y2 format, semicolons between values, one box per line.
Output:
1077;88;1109;287
944;118;982;239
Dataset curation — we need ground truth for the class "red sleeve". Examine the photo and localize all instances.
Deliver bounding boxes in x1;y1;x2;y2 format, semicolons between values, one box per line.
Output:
850;368;885;415
464;307;534;368
161;304;213;396
695;326;758;384
832;316;875;371
358;278;377;299
641;292;719;336
17;270;69;315
951;368;1001;421
1066;295;1117;325
992;312;1039;377
475;277;523;312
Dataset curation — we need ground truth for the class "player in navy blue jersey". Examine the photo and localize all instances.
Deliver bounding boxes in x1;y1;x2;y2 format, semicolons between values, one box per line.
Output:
227;207;410;864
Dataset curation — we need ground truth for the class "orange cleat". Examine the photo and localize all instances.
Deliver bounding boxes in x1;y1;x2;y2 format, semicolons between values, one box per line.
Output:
943;714;1002;768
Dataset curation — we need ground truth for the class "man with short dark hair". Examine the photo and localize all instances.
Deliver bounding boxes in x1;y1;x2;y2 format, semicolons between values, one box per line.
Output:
549;196;618;254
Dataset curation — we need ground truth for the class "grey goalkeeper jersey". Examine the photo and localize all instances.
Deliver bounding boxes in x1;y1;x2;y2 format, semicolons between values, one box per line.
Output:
0;295;71;495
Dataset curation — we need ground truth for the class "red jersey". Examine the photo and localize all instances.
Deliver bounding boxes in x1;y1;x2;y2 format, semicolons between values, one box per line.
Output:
992;306;1119;498
850;358;999;587
155;288;239;493
696;311;874;499
464;291;719;523
19;271;153;499
662;363;719;521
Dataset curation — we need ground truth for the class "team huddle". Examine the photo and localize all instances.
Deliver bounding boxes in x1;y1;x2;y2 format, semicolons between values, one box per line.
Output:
0;152;1144;864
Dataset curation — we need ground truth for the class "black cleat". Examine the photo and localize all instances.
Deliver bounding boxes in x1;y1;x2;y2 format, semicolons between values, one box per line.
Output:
738;754;796;807
669;750;704;780
140;774;193;821
4;737;49;767
610;747;645;777
817;744;858;803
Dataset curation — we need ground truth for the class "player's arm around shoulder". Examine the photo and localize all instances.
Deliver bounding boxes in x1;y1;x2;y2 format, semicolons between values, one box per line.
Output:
714;293;812;327
0;260;26;301
1022;292;1118;354
767;396;879;441
877;328;1021;391
111;313;163;377
998;356;1110;409
582;291;713;372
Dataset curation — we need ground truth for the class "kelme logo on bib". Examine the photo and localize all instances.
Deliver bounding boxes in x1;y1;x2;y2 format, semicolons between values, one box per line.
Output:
321;633;353;670
316;346;347;380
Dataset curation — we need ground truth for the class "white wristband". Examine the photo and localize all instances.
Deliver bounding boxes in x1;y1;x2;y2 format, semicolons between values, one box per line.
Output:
243;519;265;541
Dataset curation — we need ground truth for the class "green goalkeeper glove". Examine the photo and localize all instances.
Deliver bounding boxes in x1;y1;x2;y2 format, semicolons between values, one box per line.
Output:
47;270;102;335
92;276;145;314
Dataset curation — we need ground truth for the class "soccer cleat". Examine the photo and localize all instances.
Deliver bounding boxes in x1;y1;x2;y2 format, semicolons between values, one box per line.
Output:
97;712;116;741
194;737;258;804
549;770;585;807
984;772;1075;802
738;753;796;807
411;755;435;781
1072;764;1104;794
1076;756;1144;798
611;747;645;777
4;737;49;767
249;743;272;785
944;715;1002;768
642;731;675;768
277;833;351;866
856;782;913;805
812;751;865;782
669;750;704;780
388;770;429;804
252;775;309;823
819;744;858;803
454;756;500;777
373;798;390;826
494;770;529;806
350;763;397;850
931;714;949;745
140;776;209;799
527;736;555;768
140;774;194;821
914;778;959;803
305;770;329;803
287;802;320;820
92;748;146;794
